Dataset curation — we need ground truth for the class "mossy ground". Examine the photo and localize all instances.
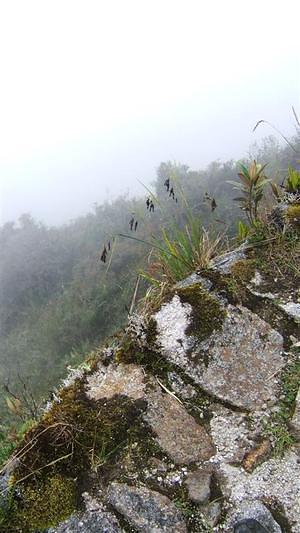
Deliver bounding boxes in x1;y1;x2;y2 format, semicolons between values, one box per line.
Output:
13;475;75;532
115;317;174;381
176;284;226;342
2;376;148;531
286;204;300;226
250;231;300;299
264;355;300;457
2;228;300;531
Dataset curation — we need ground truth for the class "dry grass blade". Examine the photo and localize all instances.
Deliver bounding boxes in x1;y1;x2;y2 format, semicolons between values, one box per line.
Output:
292;106;300;127
129;275;141;315
253;119;298;153
156;378;183;404
10;449;74;489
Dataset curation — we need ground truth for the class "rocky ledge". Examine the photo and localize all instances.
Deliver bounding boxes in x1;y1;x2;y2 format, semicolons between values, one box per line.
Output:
1;238;300;532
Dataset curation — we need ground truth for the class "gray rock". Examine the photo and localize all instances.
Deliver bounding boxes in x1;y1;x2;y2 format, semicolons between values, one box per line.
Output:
279;302;300;323
144;390;214;464
198;305;284;410
219;451;300;531
211;246;246;274
85;362;146;401
154;294;284;410
291;387;300;438
185;468;212;504
154;294;195;369
48;509;122;533
201;501;222;527
230;500;281;532
209;405;252;464
0;473;9;512
176;273;213;291
107;482;187;532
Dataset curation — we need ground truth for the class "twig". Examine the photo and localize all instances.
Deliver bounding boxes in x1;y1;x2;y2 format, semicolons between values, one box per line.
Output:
129;275;141;315
156;378;183;404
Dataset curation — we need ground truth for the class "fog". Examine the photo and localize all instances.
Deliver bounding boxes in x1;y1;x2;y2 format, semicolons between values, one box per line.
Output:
0;0;299;226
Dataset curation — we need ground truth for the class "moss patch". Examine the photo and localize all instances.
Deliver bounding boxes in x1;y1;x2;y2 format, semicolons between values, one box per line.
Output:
13;475;75;532
116;319;174;382
8;378;147;530
176;283;226;342
252;232;300;298
264;357;300;457
286;204;300;226
230;259;256;284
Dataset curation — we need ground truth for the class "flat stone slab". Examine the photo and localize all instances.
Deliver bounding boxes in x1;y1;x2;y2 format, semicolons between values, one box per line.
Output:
85;362;146;401
184;468;212;504
220;451;300;531
154;296;284;410
211;246;246;273
209;405;252;465
49;509;122;533
227;500;281;533
199;305;284;409
144;390;214;464
279;302;300;323
107;482;187;532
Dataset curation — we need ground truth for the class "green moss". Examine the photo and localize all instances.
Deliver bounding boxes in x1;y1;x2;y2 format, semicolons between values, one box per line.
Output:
176;283;226;342
264;358;300;457
13;475;75;532
116;317;174;381
230;259;256;284
145;317;159;347
117;337;173;381
286;204;300;226
6;377;146;529
13;379;144;484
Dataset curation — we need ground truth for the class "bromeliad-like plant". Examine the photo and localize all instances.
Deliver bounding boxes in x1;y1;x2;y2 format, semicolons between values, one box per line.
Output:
270;166;300;203
228;161;270;226
285;166;300;193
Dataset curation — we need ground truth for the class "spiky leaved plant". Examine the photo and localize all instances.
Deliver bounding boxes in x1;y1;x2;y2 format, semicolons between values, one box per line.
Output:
228;161;270;226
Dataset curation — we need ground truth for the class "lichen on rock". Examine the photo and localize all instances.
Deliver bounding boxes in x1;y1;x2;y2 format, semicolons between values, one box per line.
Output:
107;482;188;532
85;362;146;401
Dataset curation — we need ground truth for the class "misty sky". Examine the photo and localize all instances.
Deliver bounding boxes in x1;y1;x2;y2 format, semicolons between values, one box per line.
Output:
0;0;299;226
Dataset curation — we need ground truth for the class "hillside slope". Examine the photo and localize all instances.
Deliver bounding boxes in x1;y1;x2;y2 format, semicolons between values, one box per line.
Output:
0;230;300;532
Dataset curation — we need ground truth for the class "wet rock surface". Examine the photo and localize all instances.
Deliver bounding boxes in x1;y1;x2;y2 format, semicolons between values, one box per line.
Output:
144;389;214;464
107;482;187;532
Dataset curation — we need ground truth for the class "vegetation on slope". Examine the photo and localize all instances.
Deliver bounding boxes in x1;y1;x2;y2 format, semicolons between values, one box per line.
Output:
0;132;299;467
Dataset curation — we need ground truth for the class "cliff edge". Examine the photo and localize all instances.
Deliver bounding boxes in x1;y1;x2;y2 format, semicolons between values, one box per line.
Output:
1;234;300;532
